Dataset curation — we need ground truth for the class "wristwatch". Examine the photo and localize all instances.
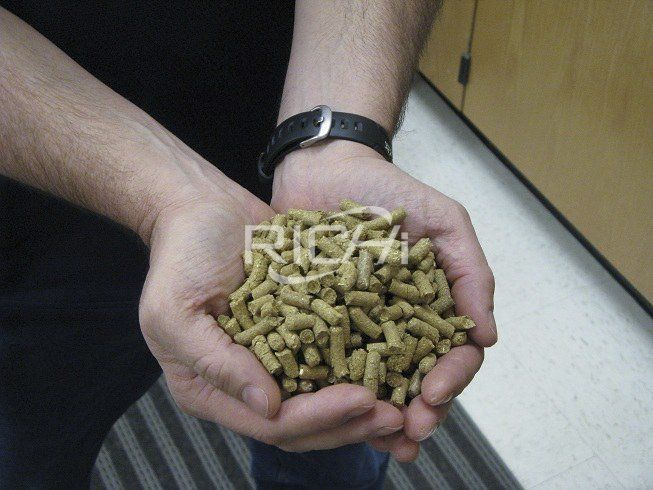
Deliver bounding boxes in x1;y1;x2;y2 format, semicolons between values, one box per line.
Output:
257;105;393;183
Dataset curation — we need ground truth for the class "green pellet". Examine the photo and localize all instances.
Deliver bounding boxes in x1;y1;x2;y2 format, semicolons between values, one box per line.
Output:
312;316;330;347
451;331;467;347
446;315;476;331
406;317;440;343
299;328;315;344
329;327;349;378
349;349;367;381
281;375;298;393
275;348;300;378
408;238;432;266
435;339;451;356
381;321;405;354
299;364;330;380
348;307;383;339
388;279;421;303
431;295;455;314
344;291;381;308
233;317;281;346
267;331;286;352
413;305;455;339
302;343;322;367
390;377;410;407
363;351;381;395
311;298;343;326
252;335;282;375
412;336;436;364
284;313;317;331
418;353;437;374
413;270;436;303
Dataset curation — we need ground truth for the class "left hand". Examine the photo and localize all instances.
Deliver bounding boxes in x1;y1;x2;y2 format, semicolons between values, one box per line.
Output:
271;141;497;462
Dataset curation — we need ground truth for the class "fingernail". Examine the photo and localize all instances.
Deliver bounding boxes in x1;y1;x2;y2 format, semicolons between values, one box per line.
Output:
428;394;452;406
417;423;440;441
242;386;269;418
374;425;404;437
347;403;376;419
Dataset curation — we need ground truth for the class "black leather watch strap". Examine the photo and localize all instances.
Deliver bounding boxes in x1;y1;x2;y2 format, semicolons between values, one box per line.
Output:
257;105;392;183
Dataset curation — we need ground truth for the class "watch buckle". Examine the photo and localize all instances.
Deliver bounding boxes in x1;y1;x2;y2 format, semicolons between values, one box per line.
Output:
299;105;333;148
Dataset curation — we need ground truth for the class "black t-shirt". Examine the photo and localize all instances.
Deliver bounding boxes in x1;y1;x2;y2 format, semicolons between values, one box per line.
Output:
0;1;294;310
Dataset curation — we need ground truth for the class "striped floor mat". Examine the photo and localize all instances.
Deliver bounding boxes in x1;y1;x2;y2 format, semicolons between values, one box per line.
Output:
91;377;520;489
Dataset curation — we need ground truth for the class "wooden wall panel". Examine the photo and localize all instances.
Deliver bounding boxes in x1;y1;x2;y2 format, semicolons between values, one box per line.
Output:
419;0;476;109
464;0;653;299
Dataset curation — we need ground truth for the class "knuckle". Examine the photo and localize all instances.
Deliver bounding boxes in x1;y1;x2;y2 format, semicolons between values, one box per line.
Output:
452;200;471;223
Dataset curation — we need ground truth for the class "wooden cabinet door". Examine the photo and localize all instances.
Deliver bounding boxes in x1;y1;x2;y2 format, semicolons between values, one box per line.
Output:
464;0;653;299
419;0;476;109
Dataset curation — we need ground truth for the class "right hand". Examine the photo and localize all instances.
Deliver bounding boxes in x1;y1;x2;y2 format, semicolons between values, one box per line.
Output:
138;183;403;452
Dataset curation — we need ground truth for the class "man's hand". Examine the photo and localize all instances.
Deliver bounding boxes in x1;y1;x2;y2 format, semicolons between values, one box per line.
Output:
271;141;497;461
139;188;404;452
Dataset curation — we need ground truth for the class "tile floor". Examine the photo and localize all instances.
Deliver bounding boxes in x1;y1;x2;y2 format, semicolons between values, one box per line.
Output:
394;77;653;489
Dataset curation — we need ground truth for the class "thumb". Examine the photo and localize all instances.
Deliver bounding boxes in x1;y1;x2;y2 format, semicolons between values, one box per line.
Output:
175;313;282;418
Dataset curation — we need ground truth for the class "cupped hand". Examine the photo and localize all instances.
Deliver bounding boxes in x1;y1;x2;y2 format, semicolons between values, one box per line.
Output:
138;182;403;452
271;141;497;461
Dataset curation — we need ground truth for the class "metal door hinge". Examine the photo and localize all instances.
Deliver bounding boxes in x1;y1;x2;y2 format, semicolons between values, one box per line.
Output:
458;53;471;86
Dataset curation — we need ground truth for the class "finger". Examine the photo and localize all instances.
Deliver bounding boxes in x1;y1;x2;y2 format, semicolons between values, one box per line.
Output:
278;401;404;452
420;343;484;406
181;314;282;418
403;396;452;442
172;380;394;445
371;432;420;462
434;207;497;347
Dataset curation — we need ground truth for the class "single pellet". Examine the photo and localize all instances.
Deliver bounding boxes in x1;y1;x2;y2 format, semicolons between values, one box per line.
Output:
396;320;407;336
302;343;322;367
279;263;301;277
413;305;455;339
297;247;311;274
408;370;422;399
221;318;241;338
363;351;381;395
299;364;330;380
247;294;274;316
361;207;406;230
267;331;286;352
386;334;418;373
350;332;363;347
412;336;436;363
418;353;437;374
344;291;381;308
379;361;387;384
408;237;432;266
312;316;330;346
217;315;230;327
318;287;337;305
251;278;278;299
435;339;451;356
276;323;301;352
349;349;367;381
234;317;281;346
379;304;403;322
417;252;435;272
431;295;455;314
299;328;315;344
388;279;421;303
356;249;374;290
339;199;370;218
391;377;410;407
335;305;351;346
317;236;346;258
366;342;391;357
284;313;317;331
305;273;322;295
406;317;440;343
288;208;323;227
297;379;316;393
446;315;476;331
329;327;349;378
311;299;343;326
348;307;383;339
281;375;298;393
230;297;255;329
413;270;436;303
279;289;313;310
368;305;383;322
381;321;405;354
334;261;357;293
252;336;282;375
277;302;299;318
451;331;468;347
275;348;300;378
434;269;451;299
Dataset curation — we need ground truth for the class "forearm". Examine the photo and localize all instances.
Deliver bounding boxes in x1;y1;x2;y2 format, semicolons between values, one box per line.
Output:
278;0;440;135
0;8;233;244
